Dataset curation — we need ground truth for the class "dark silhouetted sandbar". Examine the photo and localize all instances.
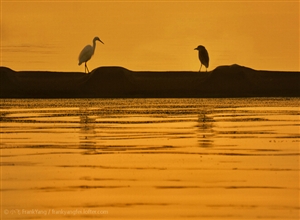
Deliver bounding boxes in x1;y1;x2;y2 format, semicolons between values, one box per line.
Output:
1;65;299;98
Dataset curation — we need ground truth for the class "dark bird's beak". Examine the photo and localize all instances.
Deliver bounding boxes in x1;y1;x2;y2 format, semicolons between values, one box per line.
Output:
100;40;104;44
194;48;197;50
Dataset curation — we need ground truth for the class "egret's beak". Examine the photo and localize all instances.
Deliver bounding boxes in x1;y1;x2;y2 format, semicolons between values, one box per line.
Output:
100;40;104;44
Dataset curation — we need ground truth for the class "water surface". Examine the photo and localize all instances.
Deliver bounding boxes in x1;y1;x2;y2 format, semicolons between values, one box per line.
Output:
1;98;299;219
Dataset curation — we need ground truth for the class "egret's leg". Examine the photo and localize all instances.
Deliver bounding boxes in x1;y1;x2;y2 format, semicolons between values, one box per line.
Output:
85;63;90;73
86;64;90;73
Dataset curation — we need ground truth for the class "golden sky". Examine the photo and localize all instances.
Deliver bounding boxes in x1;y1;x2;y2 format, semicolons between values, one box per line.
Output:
1;0;299;71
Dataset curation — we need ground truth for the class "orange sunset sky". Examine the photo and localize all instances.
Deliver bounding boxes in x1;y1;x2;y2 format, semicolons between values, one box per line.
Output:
1;0;299;72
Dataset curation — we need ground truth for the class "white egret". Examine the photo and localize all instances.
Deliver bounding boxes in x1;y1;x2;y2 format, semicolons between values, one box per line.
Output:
194;45;209;72
78;37;104;73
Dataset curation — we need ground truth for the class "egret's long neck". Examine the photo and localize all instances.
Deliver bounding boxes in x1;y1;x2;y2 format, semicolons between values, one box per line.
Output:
92;40;97;53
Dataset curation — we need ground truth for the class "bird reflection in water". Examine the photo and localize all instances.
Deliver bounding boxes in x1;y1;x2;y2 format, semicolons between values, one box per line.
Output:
197;110;215;148
79;108;97;153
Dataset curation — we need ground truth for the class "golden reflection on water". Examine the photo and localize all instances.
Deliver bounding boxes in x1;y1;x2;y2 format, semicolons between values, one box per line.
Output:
1;98;299;220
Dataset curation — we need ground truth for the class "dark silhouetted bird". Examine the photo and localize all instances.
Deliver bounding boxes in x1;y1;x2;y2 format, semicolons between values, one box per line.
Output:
194;45;209;72
78;37;104;73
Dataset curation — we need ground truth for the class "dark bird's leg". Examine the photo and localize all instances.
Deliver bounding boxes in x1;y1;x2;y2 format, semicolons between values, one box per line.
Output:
199;64;202;72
